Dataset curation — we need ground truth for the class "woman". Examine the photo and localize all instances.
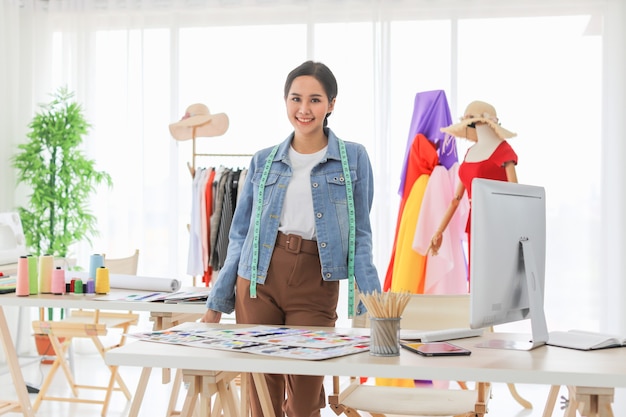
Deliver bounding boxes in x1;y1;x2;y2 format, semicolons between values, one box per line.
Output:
201;60;381;417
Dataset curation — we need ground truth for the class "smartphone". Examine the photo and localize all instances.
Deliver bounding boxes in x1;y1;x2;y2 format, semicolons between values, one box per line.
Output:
401;341;471;357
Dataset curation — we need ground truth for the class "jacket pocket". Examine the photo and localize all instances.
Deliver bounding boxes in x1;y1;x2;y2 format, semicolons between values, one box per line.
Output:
325;170;357;204
250;171;280;207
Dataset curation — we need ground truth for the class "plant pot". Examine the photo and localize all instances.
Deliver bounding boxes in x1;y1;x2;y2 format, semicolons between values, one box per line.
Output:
34;333;64;364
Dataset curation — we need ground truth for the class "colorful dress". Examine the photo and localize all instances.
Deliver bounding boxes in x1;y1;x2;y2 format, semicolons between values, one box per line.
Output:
459;140;517;202
459;140;518;278
383;133;438;291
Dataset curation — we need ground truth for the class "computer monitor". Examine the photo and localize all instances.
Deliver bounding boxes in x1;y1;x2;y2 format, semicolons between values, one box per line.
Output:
469;178;549;350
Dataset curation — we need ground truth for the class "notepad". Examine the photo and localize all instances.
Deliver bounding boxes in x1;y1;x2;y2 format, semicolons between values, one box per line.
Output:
0;276;16;294
548;329;626;350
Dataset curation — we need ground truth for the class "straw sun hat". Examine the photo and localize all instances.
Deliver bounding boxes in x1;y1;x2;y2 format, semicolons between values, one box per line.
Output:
440;100;516;140
169;103;229;141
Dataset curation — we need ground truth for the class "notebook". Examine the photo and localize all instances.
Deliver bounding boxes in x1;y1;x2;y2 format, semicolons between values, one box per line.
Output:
548;330;626;351
0;276;16;294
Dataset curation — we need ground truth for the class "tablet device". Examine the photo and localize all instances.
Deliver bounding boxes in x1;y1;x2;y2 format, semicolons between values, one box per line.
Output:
401;341;471;356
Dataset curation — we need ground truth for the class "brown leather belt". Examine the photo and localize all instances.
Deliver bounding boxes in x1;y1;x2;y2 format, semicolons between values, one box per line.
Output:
276;232;318;255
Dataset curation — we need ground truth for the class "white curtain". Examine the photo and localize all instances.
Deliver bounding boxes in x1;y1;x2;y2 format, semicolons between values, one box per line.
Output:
1;1;625;362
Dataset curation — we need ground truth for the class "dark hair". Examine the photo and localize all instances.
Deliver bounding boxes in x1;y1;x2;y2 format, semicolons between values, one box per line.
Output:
284;61;338;127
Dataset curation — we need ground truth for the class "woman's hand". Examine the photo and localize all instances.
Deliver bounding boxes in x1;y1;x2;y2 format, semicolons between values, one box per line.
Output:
200;309;222;323
429;232;443;256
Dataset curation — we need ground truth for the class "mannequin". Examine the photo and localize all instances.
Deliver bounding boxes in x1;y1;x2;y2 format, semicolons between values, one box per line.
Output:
429;101;518;256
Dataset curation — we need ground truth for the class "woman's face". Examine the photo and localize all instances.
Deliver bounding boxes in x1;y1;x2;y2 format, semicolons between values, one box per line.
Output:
285;75;335;138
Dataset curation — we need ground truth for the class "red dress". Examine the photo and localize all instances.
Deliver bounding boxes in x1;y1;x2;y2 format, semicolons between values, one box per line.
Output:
459;140;517;281
458;140;517;202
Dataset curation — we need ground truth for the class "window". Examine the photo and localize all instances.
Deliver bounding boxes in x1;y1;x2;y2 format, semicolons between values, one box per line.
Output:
42;6;603;331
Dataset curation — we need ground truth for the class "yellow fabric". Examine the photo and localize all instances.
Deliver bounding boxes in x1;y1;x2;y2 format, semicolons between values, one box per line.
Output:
375;377;416;388
378;175;429;387
391;174;429;294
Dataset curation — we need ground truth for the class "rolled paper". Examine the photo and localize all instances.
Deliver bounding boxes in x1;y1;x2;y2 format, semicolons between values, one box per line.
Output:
16;256;30;296
95;266;110;294
38;254;54;293
27;255;38;294
89;254;104;279
51;267;65;295
74;278;83;294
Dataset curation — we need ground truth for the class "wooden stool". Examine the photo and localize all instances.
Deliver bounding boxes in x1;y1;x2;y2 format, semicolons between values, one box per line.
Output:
178;370;241;417
32;314;138;417
543;385;615;417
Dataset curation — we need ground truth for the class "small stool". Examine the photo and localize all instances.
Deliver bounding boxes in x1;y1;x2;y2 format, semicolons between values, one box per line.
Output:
543;385;615;417
178;370;241;417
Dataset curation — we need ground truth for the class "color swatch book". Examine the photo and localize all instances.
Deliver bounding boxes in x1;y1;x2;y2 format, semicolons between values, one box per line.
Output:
127;325;370;360
209;325;370;348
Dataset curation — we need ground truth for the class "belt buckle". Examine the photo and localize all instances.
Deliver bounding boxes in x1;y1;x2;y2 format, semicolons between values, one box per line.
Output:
285;234;302;254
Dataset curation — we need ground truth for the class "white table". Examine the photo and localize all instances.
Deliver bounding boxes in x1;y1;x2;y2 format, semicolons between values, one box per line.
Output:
107;322;626;417
0;290;207;417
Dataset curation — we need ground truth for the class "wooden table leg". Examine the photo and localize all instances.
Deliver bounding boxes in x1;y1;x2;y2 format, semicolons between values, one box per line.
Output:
128;367;152;417
543;385;561;417
251;372;276;417
0;307;36;417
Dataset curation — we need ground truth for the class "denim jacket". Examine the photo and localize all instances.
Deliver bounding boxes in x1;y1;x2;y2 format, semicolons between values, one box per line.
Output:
206;129;381;315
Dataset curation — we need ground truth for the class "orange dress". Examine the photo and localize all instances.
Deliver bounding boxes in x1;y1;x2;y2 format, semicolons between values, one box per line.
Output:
383;134;438;291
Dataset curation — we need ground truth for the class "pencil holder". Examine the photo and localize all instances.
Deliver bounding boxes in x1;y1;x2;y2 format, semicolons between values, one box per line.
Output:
369;317;401;356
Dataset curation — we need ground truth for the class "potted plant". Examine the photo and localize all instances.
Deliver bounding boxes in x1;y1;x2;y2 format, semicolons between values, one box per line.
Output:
12;86;112;259
11;86;112;358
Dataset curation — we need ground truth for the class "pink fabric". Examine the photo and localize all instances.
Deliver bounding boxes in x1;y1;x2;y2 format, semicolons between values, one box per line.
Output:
413;164;470;294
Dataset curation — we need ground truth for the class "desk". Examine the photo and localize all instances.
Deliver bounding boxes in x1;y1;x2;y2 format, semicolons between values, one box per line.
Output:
0;290;206;417
107;322;626;417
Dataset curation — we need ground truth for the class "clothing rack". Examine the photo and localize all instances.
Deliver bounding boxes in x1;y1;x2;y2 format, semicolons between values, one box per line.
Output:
188;134;253;177
186;133;253;286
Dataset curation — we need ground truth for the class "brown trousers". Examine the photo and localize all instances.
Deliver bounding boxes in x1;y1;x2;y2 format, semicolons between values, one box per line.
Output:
235;232;339;417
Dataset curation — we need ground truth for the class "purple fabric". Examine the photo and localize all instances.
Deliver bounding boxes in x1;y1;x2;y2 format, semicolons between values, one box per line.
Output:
398;90;458;196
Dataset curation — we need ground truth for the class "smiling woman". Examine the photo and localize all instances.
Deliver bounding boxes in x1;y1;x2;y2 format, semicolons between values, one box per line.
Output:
2;0;625;342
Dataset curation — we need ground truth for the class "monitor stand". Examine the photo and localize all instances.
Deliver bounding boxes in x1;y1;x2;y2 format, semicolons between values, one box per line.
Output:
476;238;549;351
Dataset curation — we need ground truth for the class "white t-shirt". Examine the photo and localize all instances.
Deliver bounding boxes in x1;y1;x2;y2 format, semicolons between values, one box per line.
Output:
279;145;327;240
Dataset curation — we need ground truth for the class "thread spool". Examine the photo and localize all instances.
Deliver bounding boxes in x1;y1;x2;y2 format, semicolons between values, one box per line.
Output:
74;278;83;294
86;279;95;294
27;255;38;294
38;254;54;294
51;267;65;295
89;254;104;279
16;256;30;297
95;266;110;294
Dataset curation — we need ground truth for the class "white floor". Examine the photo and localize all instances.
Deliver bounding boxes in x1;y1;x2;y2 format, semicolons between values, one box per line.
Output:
2;345;626;417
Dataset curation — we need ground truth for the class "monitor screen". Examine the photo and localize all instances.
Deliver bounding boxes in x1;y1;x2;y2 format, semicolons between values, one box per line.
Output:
469;178;548;350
